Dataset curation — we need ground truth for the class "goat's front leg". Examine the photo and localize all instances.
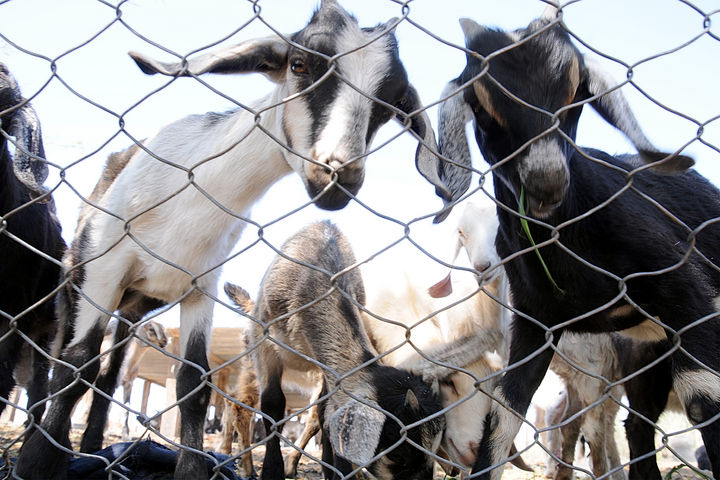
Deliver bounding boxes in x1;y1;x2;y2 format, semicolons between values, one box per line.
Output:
472;323;555;480
174;296;213;480
554;385;583;480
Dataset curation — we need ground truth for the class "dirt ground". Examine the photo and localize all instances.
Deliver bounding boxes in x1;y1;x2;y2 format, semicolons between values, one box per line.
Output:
0;421;711;480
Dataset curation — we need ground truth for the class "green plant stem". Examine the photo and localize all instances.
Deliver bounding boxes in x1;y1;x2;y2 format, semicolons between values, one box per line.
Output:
519;187;565;296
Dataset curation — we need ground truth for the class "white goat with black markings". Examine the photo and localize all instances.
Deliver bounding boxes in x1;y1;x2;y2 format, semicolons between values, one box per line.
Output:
244;220;445;480
16;2;455;478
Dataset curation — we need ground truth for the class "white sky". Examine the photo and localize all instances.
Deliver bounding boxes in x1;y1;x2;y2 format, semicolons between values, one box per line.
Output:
1;0;719;330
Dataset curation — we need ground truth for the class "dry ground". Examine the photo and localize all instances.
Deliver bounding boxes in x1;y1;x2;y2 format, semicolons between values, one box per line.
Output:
0;419;712;480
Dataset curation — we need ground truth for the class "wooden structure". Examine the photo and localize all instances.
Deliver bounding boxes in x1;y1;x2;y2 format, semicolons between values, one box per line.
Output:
134;326;248;439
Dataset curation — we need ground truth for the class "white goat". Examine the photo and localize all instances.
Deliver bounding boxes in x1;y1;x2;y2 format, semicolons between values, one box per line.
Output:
362;199;514;474
542;333;627;480
15;2;454;478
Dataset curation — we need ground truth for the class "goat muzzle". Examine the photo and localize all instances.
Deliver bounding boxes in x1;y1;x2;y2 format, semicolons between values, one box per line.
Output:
305;159;365;210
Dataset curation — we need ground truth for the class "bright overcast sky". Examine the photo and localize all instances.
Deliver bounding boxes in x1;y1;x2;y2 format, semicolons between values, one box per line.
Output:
1;0;719;327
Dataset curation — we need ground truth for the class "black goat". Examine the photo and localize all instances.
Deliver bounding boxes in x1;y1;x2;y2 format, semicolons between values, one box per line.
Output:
433;10;720;480
0;63;65;428
242;220;445;480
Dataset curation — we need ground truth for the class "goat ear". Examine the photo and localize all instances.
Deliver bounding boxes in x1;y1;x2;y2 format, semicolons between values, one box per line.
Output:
328;399;385;467
394;85;457;220
129;36;290;83
459;18;485;45
427;229;463;298
8;103;49;197
428;273;453;298
434;78;474;223
580;57;694;173
404;389;421;412
0;64;48;197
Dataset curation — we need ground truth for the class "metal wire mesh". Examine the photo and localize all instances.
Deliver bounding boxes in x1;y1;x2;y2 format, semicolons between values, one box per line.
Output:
1;0;719;479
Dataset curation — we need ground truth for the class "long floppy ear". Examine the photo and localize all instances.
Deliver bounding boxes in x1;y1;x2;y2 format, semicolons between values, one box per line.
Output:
395;85;455;219
129;36;290;83
0;63;48;197
434;78;474;222
427;221;465;298
397;84;472;223
328;399;386;467
580;57;694;173
8;103;48;197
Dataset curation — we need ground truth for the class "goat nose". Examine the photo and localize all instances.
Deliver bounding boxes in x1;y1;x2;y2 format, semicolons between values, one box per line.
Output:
305;157;365;211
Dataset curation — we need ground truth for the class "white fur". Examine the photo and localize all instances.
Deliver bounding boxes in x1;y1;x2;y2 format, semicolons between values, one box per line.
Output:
674;369;720;407
363;200;513;471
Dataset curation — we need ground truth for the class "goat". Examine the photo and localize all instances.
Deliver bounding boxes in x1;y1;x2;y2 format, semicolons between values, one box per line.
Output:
15;2;455;478
544;332;707;480
432;9;720;480
362;200;525;474
543;333;626;480
548;333;704;480
0;62;65;430
223;202;530;478
244;220;445;480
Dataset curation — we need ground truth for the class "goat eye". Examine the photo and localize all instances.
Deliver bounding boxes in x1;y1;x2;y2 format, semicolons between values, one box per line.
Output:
290;58;307;74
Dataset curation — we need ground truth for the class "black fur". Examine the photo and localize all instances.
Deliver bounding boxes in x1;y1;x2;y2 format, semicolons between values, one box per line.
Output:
0;63;65;433
437;16;720;480
612;335;674;479
370;366;444;480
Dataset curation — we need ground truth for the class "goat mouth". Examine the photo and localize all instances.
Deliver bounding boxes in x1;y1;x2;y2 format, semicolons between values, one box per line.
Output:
444;437;477;467
523;191;562;219
305;178;364;210
305;166;365;210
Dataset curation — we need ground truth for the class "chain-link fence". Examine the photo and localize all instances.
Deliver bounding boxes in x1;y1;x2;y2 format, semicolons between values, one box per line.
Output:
1;0;719;479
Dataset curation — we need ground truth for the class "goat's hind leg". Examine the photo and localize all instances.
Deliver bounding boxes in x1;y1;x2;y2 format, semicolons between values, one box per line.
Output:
554;385;583;480
15;319;108;479
285;388;322;478
671;328;720;480
80;318;131;453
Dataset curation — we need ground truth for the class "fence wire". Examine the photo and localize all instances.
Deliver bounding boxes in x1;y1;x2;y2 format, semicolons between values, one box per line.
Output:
1;0;719;479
